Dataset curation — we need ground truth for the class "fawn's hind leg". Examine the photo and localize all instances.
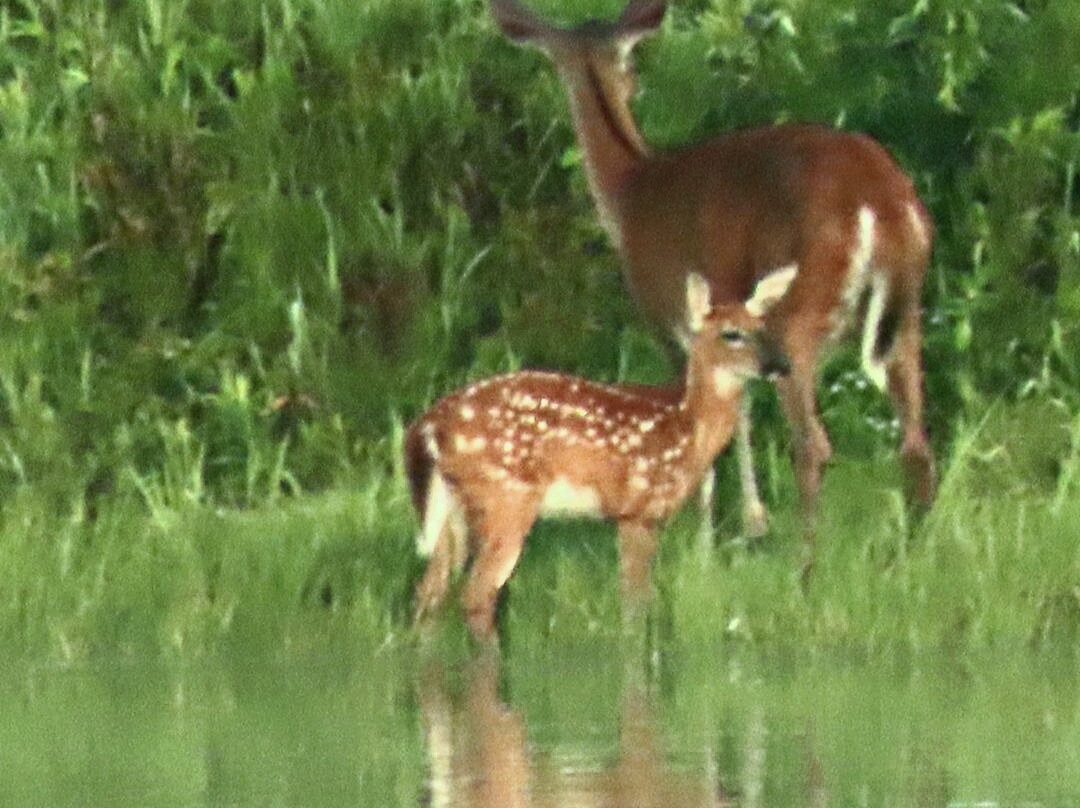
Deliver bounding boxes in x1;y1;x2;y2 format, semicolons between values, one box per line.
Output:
414;476;467;624
461;491;538;640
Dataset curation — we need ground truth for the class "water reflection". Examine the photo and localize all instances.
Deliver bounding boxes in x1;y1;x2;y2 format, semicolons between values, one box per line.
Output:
415;649;1080;808
1;649;1075;806
417;650;733;808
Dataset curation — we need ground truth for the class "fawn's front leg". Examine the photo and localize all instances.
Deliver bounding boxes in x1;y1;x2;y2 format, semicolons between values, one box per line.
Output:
617;519;659;626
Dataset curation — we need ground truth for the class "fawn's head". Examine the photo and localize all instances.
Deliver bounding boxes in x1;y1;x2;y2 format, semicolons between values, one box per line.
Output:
684;267;796;390
491;0;665;104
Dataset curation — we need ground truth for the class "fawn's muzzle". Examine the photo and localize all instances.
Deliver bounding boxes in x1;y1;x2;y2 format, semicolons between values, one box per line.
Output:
756;333;791;379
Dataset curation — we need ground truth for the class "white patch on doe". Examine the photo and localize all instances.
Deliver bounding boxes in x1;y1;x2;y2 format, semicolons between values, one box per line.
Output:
684;273;713;334
616;37;637;74
832;206;877;340
539;478;603;518
859;273;891;392
907;202;930;249
638;419;656;433
459;404;475;421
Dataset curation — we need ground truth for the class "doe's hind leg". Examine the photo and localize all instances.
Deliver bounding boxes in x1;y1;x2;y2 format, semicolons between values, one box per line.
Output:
885;304;936;508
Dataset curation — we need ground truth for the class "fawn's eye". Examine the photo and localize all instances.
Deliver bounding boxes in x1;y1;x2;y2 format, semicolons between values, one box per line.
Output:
721;328;745;344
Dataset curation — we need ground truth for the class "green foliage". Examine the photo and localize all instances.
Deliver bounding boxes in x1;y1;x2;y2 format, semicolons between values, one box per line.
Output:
0;0;1078;660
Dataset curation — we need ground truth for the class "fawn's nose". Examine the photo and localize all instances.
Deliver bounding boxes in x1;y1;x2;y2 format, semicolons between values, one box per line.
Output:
756;333;791;380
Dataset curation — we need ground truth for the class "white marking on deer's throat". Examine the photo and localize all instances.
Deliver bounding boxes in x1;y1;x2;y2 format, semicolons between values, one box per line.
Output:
539;478;603;518
712;367;741;398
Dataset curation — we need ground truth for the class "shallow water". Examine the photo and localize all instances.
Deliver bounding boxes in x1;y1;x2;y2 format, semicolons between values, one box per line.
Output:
2;646;1078;807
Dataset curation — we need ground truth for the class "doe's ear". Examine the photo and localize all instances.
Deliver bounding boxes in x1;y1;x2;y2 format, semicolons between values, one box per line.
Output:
684;272;712;334
746;264;798;318
616;0;667;37
491;0;556;43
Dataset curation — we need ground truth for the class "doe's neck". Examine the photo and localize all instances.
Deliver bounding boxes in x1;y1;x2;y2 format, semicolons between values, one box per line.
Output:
561;63;649;244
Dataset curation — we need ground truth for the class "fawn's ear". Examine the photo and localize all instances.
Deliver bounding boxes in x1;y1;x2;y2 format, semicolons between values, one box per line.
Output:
685;273;713;334
746;264;798;318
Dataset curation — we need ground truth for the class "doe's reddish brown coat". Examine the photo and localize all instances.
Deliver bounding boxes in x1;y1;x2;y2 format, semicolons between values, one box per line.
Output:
491;0;936;545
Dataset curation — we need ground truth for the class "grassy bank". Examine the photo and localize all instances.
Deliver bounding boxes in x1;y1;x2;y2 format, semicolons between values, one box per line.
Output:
1;396;1076;664
0;0;1078;662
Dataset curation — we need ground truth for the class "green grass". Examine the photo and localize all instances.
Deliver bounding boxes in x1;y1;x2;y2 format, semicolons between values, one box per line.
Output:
0;398;1075;664
0;0;1078;663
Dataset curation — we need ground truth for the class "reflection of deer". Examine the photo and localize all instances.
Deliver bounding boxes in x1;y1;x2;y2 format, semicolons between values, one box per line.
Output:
416;651;733;808
491;0;937;548
417;653;532;808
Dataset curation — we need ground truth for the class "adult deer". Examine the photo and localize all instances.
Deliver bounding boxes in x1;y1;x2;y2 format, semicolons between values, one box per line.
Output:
490;0;936;546
407;267;795;639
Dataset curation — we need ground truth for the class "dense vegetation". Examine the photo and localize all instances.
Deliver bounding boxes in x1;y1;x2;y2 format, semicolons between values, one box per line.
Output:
0;0;1078;662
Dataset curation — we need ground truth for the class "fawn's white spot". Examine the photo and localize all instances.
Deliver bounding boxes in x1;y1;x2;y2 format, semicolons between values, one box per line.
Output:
453;434;487;453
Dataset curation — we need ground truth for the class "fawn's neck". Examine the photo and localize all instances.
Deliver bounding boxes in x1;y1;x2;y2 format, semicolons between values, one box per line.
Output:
678;351;744;472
